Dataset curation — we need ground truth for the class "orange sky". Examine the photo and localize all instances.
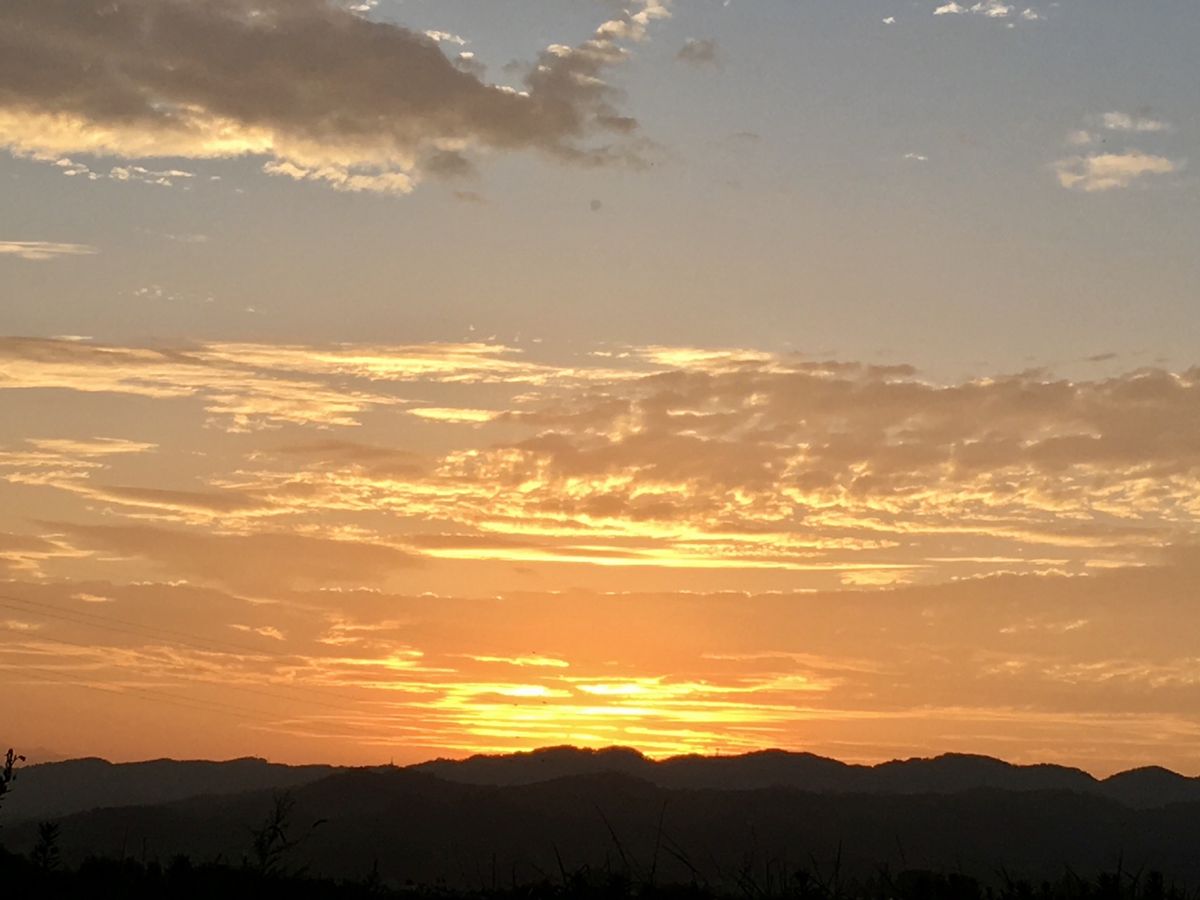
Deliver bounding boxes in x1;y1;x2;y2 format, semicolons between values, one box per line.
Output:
3;0;1199;776
2;340;1199;775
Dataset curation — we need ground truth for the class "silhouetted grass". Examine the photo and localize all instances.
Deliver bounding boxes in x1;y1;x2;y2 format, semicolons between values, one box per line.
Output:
1;845;1197;900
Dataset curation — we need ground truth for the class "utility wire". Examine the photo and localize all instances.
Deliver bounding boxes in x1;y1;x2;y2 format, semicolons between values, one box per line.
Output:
0;592;403;716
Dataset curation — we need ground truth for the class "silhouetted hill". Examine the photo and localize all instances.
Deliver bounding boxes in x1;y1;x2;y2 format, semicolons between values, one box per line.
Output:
6;768;1200;889
1100;766;1200;808
8;747;1200;827
413;746;1198;807
870;753;1096;794
3;756;337;823
412;745;654;786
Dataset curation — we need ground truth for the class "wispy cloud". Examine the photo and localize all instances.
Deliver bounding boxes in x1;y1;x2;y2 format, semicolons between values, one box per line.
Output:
1101;112;1172;134
0;338;400;430
933;2;1041;22
0;241;97;261
1055;111;1181;191
6;340;1200;582
53;158;197;187
1056;151;1180;192
408;407;498;424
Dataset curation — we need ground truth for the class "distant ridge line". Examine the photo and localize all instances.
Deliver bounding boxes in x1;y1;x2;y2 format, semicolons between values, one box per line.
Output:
8;744;1198;823
410;744;1200;808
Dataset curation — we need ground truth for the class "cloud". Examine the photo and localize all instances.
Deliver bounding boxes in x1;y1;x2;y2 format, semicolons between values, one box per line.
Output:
6;339;1200;584
467;654;571;669
0;338;401;430
0;0;671;195
4;349;1200;769
1101;112;1171;134
422;148;478;181
0;241;97;261
1055;112;1180;191
191;341;576;385
424;30;468;47
195;351;1200;579
0;437;276;528
0;337;643;432
971;1;1014;17
676;38;721;68
453;51;487;80
108;165;196;187
408;407;497;424
50;157;201;187
933;2;1038;20
1056;151;1180;192
0;531;82;577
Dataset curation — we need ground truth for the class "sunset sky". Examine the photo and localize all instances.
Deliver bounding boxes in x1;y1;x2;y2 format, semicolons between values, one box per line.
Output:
3;0;1199;776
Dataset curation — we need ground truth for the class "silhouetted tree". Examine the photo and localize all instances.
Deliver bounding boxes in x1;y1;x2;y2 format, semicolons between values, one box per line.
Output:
0;748;24;819
249;790;326;878
31;822;60;872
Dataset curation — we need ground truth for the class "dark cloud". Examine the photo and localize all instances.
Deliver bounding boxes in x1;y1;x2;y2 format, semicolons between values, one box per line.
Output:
0;0;670;193
422;149;478;181
676;37;722;68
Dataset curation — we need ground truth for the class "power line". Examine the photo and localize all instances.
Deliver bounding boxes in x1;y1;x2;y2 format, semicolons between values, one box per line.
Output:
0;594;278;658
0;592;400;717
5;630;370;717
14;663;399;741
12;662;271;723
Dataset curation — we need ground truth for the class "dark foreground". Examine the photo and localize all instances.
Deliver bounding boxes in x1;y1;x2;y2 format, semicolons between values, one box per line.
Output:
1;848;1196;900
9;769;1200;887
5;753;1200;899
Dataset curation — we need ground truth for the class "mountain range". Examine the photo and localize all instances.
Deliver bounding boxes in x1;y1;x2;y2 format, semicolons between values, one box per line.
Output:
5;746;1200;825
415;746;1200;807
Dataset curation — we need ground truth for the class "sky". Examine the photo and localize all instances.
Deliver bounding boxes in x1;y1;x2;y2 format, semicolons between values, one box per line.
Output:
1;0;1199;775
